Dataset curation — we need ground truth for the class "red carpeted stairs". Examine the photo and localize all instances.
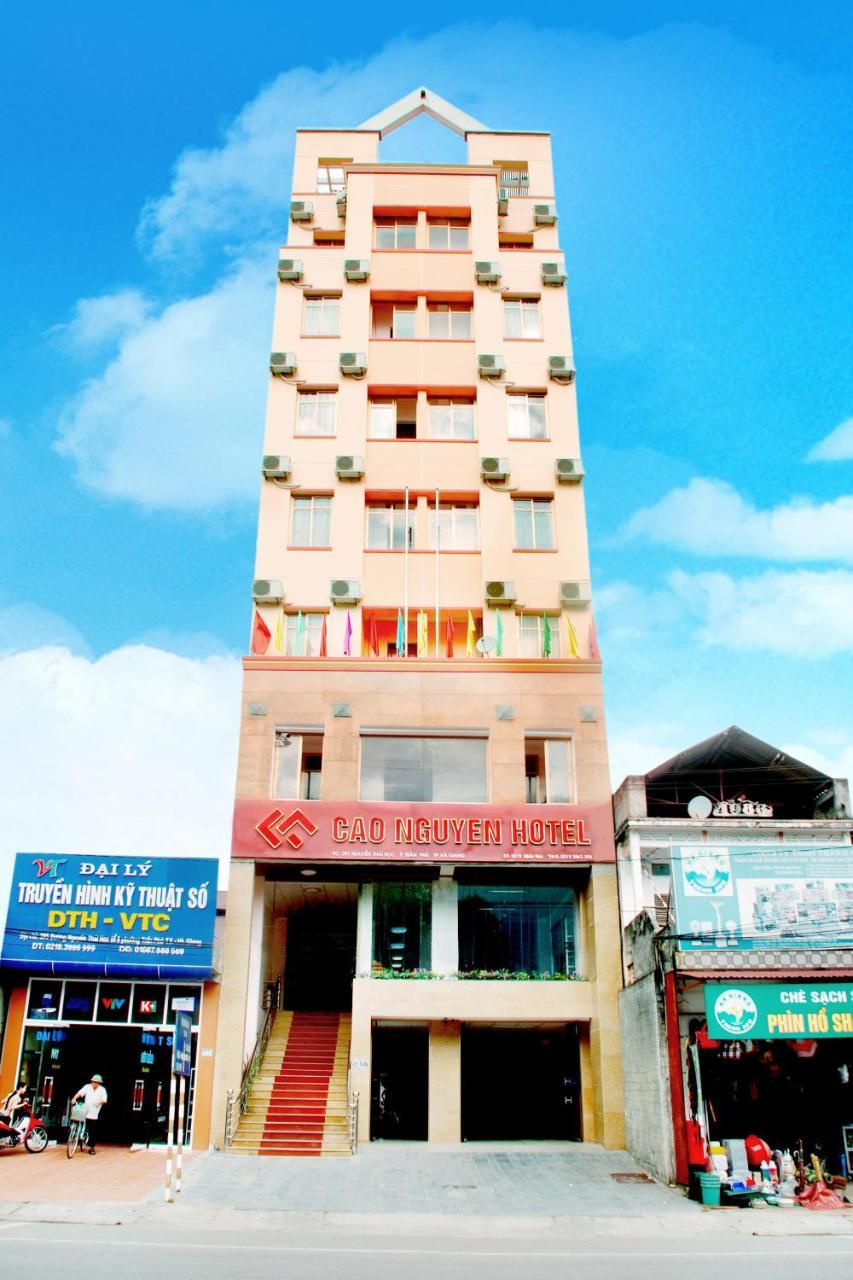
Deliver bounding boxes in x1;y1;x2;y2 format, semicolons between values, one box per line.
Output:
258;1012;342;1156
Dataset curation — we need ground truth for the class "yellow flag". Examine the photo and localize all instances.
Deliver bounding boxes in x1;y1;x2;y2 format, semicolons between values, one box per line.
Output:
566;615;580;659
417;610;429;657
466;610;477;657
274;607;284;655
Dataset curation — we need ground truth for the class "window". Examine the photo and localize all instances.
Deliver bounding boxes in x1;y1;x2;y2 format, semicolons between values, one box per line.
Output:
62;981;96;1022
27;980;61;1021
507;393;547;439
303;295;341;337
496;164;529;196
297;391;336;437
428;220;470;250
371;302;416;339
166;985;201;1026
429;502;479;550
316;160;349;194
368;397;417;440
458;883;576;975
519;614;561;659
427;398;475;440
427;304;472;339
375;219;417;249
273;731;324;798
504;298;541;339
285;612;325;657
525;738;573;804
366;503;415;550
360;735;488;802
291;496;331;548
97;982;131;1024
373;883;432;971
513;498;554;550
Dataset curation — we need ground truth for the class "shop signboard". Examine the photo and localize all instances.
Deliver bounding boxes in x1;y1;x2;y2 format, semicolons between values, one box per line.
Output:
172;1011;193;1077
232;800;616;864
670;844;853;950
705;981;853;1039
1;854;218;979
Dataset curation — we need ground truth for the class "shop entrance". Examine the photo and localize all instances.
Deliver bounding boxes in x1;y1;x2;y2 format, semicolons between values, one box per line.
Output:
461;1025;582;1141
283;903;357;1012
370;1026;429;1140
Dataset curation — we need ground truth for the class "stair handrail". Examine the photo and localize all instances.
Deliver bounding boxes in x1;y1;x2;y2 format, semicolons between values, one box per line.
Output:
223;979;280;1148
346;1064;359;1156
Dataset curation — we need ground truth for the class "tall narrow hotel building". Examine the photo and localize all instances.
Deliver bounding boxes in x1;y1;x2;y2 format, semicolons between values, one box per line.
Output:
213;89;624;1152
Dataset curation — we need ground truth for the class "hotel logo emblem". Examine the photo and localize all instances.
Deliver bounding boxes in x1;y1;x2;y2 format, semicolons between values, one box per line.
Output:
256;807;319;851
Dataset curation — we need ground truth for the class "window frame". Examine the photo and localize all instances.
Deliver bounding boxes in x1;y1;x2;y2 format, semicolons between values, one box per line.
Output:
359;733;489;803
368;398;417;441
285;612;325;657
316;160;349;194
272;730;324;799
290;495;332;549
512;497;555;550
296;390;337;437
507;392;548;440
524;736;575;804
428;501;479;551
366;502;415;551
503;297;542;340
427;220;471;251
427;398;476;441
371;302;417;339
518;613;561;659
427;303;473;340
302;294;341;337
374;219;417;250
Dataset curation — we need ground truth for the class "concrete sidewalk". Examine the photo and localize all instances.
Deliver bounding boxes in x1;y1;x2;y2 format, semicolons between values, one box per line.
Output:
1;1142;852;1237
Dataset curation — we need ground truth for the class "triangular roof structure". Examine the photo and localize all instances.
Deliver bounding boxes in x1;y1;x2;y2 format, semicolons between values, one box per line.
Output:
359;86;488;139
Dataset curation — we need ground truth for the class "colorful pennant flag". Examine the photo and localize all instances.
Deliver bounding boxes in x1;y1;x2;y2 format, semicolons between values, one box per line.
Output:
445;614;455;659
368;611;380;657
417;610;429;657
396;610;405;657
252;610;271;655
495;610;503;657
589;614;601;661
296;610;306;655
274;606;284;656
542;612;552;658
566;615;580;659
343;611;352;656
319;614;327;658
466;610;477;657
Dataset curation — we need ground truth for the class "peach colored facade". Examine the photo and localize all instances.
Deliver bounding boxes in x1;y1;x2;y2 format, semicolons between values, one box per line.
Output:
212;91;624;1150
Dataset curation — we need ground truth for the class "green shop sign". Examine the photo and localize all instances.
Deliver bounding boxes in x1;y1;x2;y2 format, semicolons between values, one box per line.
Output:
705;981;853;1039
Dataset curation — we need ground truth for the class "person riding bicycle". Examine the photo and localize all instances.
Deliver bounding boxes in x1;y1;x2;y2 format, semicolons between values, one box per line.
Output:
72;1074;107;1154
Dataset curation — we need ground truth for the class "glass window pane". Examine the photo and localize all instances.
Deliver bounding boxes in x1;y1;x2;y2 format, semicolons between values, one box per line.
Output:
429;401;450;437
370;403;395;439
545;740;571;803
504;302;521;339
450;225;469;249
394;308;415;338
523;302;540;337
291;499;312;546
428;224;447;249
455;508;478;548
533;501;553;549
397;223;416;248
452;403;475;439
62;981;96;1022
528;398;547;438
97;982;131;1023
304;300;320;335
167;986;201;1025
274;733;302;794
27;980;61;1021
367;508;389;548
519;616;539;658
375;225;394;248
360;736;487;802
514;502;533;549
451;310;472;339
458;884;576;974
507;397;527;435
322;300;339;335
313;499;331;545
428;308;447;339
316;397;335;435
373;883;432;971
132;984;166;1025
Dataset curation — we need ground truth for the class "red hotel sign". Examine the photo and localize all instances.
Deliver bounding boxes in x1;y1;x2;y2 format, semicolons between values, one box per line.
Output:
232;801;616;864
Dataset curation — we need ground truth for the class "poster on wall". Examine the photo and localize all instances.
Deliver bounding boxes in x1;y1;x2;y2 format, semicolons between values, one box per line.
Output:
670;844;853;950
705;981;853;1039
1;854;218;978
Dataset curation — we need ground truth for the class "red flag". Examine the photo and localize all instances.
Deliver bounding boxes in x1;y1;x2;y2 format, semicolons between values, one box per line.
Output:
589;614;601;662
252;610;271;655
319;614;327;658
445;614;455;658
368;611;380;657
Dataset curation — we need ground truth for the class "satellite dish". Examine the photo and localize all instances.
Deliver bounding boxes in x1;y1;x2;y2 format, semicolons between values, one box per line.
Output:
476;636;496;655
687;795;713;820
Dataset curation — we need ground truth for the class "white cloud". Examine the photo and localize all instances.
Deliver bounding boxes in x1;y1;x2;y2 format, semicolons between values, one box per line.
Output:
57;289;153;351
808;418;853;463
0;603;89;655
782;739;853;786
0;644;242;933
624;478;853;563
55;256;272;509
670;567;853;656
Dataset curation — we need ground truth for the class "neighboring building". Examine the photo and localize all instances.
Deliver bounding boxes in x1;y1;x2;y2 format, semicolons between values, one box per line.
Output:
615;726;853;1184
211;87;624;1154
0;858;223;1150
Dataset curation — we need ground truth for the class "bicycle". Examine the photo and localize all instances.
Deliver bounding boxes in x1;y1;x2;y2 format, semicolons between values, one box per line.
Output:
66;1106;89;1159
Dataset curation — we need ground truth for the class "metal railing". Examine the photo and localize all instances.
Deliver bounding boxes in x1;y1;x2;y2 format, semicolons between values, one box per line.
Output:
223;979;280;1149
347;1089;359;1155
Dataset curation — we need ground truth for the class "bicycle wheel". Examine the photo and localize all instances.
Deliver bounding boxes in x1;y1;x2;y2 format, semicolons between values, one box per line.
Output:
66;1120;80;1158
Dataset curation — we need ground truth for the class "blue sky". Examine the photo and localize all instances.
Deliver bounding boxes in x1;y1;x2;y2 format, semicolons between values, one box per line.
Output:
1;4;852;886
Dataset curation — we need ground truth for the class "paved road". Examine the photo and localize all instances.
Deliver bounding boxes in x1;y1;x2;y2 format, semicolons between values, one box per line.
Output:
2;1222;852;1279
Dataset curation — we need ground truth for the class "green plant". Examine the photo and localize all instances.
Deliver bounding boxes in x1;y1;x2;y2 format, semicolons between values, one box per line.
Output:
372;968;441;980
455;969;580;981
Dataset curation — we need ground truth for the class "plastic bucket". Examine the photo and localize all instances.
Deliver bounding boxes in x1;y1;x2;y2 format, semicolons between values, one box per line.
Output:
698;1173;721;1206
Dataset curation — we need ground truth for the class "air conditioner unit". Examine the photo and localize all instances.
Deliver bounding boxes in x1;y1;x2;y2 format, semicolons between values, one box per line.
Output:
253;578;285;605
481;456;510;482
477;353;506;379
277;258;303;282
533;202;557;226
340;352;367;376
270;351;298;376
330;578;362;606
335;454;365;480
559;580;592;607
344;258;370;282
290;200;314;223
484;580;517;606
497;188;509;216
548;355;576;384
475;261;501;285
555;457;584;484
541;261;567;287
336;193;347;218
262;455;292;479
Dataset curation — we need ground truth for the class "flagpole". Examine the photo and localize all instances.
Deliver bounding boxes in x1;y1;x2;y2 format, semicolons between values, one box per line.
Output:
403;486;409;659
434;487;440;657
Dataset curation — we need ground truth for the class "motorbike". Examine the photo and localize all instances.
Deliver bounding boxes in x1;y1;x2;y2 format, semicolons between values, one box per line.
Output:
0;1098;49;1153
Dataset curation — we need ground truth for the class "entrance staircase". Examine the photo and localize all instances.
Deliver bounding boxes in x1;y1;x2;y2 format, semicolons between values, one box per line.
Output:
230;1011;352;1156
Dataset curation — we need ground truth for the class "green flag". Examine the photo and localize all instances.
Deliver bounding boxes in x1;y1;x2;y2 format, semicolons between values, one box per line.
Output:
542;612;552;658
296;610;306;655
496;610;503;657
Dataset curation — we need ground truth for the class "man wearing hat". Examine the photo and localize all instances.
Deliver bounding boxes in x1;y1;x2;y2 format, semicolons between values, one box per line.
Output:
72;1074;107;1154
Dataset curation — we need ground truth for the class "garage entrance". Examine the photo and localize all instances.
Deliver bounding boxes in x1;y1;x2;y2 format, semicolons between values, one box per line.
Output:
461;1024;581;1141
370;1026;429;1140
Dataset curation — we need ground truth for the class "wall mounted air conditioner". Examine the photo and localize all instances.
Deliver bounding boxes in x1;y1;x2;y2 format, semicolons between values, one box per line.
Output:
290;201;314;223
555;457;584;484
480;456;510;482
340;352;367;376
533;203;557;226
477;353;506;379
270;352;298;376
262;455;292;479
475;261;501;284
344;258;370;281
484;580;517;606
559;580;591;607
541;262;567;287
335;455;365;480
277;258;303;282
253;578;285;604
330;578;362;606
548;355;576;384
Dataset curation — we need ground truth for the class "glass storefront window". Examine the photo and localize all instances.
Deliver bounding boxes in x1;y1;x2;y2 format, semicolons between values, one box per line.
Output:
373;883;432;971
458;884;577;975
360;736;488;802
97;982;131;1023
27;980;61;1021
132;984;166;1025
167;985;201;1025
62;982;96;1022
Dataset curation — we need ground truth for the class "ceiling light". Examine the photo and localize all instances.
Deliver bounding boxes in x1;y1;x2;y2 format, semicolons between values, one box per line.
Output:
300;868;317;877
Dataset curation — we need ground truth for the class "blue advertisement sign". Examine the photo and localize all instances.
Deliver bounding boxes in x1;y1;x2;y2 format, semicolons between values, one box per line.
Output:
671;844;853;951
1;854;218;979
173;1011;193;1077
